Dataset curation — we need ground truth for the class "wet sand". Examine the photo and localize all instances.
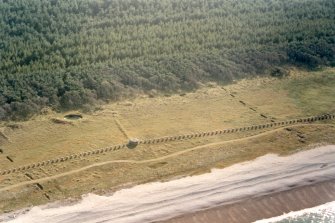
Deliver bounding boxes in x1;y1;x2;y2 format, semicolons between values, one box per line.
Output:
160;180;335;223
2;145;335;223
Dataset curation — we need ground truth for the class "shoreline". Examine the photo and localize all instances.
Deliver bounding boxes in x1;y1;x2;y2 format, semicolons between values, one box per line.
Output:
159;180;335;223
2;145;335;223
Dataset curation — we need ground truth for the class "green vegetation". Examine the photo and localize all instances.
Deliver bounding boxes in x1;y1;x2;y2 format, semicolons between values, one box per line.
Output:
0;0;334;120
286;70;335;115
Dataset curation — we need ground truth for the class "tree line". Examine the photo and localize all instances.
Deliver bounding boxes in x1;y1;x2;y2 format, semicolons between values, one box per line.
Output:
0;0;334;120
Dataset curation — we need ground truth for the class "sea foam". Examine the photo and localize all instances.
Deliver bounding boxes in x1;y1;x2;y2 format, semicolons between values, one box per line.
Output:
254;200;335;223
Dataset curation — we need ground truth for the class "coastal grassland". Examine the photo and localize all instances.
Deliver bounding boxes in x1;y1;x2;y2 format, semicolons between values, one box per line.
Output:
0;115;127;170
0;67;334;213
112;88;267;139
1;124;334;213
284;68;335;115
225;67;335;120
224;75;302;120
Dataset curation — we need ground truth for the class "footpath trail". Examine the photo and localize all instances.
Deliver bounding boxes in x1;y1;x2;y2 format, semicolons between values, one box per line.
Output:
1;114;333;176
1;123;333;193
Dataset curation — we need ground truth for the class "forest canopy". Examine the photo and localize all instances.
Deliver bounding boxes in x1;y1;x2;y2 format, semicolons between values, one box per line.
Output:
0;0;334;120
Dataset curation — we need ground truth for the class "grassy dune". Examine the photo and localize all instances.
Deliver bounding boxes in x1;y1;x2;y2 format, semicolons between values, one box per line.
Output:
0;67;334;213
285;69;335;115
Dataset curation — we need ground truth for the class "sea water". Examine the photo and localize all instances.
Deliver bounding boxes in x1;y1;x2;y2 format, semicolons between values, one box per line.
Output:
255;201;335;223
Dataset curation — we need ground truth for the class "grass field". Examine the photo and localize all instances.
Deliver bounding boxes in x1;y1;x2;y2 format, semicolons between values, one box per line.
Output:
285;69;335;115
0;67;334;213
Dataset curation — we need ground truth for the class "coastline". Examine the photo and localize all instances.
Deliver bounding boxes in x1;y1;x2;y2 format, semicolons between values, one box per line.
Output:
160;180;335;223
2;145;335;223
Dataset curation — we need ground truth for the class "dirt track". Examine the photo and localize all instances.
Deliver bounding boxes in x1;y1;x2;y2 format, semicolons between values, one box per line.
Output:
4;145;335;223
1;123;333;193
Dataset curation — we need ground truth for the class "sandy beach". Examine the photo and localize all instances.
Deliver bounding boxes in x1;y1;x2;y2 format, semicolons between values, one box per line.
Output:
161;180;335;223
2;145;335;223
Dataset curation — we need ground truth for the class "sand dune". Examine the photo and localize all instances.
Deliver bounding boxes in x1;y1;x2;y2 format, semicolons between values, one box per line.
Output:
2;145;335;223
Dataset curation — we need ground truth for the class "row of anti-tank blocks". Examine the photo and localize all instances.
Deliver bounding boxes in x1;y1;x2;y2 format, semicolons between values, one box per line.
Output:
137;114;335;145
1;114;334;176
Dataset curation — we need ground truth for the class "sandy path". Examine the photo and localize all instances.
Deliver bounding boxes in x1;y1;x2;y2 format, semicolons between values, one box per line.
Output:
0;123;333;192
2;145;335;223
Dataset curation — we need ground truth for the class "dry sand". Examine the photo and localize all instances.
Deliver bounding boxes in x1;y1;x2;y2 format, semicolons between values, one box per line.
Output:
162;180;335;223
2;145;335;223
